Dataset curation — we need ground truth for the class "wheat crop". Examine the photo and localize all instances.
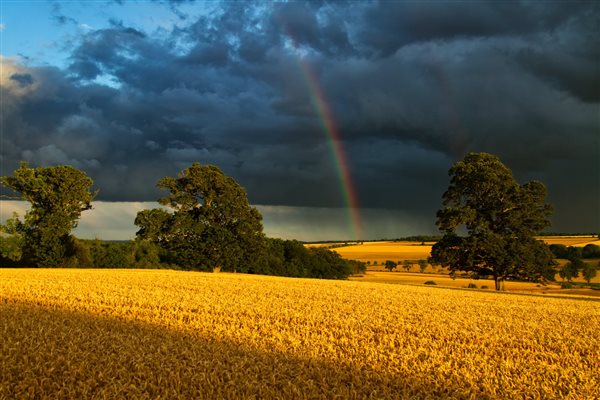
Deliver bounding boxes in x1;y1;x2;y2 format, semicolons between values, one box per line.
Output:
1;268;598;399
538;236;599;247
334;241;433;264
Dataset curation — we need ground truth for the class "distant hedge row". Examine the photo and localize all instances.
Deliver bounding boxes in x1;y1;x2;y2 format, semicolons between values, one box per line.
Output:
549;244;600;260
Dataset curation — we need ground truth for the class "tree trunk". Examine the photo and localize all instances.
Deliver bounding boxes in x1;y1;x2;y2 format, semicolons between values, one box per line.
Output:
494;276;505;291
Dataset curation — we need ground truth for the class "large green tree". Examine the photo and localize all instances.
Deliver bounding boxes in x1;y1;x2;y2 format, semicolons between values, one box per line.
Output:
135;162;266;271
1;162;97;267
430;153;556;290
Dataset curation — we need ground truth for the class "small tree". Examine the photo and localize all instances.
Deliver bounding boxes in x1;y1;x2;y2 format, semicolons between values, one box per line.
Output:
1;162;96;267
559;259;583;282
384;260;397;272
581;263;597;284
402;262;412;272
430;153;555;290
417;259;428;273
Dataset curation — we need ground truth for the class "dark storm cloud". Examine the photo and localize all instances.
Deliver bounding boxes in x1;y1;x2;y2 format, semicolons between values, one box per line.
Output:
2;1;598;233
356;1;588;57
9;73;34;87
514;7;600;103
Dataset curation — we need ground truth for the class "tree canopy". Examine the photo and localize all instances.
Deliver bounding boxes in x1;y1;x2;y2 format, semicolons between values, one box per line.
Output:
135;162;266;271
1;162;97;267
430;153;556;290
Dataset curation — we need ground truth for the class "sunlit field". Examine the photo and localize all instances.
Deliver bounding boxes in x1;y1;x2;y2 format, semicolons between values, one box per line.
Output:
1;269;598;399
349;271;600;297
333;237;600;297
538;236;599;247
330;237;599;266
333;241;433;264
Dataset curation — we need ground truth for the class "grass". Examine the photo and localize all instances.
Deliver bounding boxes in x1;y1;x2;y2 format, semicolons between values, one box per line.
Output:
1;268;599;399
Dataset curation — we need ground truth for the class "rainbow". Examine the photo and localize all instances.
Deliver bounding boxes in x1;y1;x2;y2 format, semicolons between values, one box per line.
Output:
295;60;363;240
275;10;363;240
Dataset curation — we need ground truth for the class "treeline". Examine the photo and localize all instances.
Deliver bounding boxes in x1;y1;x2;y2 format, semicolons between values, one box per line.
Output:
393;235;442;242
0;237;365;279
549;244;600;260
0;239;162;269
539;232;600;237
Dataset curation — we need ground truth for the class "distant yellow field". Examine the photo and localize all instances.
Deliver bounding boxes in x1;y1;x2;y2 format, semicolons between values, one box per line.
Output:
1;269;598;398
331;237;600;265
333;241;433;264
538;236;599;247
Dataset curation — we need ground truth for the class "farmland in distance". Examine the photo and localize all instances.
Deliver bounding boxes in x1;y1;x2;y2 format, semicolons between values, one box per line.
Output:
1;268;599;399
329;236;600;265
330;237;600;296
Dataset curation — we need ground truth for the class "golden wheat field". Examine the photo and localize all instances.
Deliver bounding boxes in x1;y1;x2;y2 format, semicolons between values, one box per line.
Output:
538;236;599;247
333;241;433;264
330;237;600;266
1;269;599;399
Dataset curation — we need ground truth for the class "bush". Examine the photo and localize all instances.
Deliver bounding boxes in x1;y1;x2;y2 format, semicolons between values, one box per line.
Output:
560;282;573;289
467;283;477;288
424;281;437;285
86;241;133;269
132;240;162;269
481;285;489;289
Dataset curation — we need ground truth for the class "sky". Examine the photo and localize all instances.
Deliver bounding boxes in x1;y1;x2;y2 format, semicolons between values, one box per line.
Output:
0;0;599;241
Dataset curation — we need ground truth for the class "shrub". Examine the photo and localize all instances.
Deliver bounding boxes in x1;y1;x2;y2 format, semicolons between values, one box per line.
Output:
560;282;573;289
481;285;489;289
424;281;437;285
467;283;477;289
